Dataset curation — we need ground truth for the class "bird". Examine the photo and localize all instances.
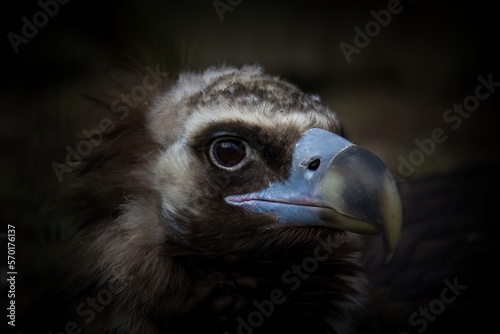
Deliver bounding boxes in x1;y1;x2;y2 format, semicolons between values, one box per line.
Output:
14;64;498;334
16;64;401;334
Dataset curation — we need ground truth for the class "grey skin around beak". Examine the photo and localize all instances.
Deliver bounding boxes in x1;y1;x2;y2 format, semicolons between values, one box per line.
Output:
225;128;403;262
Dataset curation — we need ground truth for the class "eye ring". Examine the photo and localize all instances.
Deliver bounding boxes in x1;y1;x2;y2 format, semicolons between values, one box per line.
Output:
209;137;251;170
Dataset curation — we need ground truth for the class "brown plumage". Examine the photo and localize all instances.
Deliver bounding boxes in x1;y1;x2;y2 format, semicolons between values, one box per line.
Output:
19;65;404;334
5;59;498;334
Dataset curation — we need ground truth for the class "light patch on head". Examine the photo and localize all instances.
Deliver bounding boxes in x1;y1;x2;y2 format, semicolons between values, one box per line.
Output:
145;65;265;145
145;65;340;147
150;140;220;235
183;104;330;142
151;142;199;215
153;65;263;107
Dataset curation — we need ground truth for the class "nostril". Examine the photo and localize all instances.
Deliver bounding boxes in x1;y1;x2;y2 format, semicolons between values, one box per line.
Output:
307;159;321;171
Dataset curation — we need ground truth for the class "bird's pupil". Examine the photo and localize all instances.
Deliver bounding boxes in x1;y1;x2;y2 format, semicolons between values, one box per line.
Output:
215;140;246;167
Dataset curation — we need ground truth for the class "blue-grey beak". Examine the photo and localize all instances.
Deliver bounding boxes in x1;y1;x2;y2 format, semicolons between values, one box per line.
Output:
225;128;402;261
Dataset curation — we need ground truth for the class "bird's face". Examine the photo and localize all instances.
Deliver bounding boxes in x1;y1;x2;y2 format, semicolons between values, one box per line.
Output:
148;66;401;259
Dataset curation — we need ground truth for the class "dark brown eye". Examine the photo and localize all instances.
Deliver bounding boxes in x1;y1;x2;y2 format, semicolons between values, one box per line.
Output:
209;137;250;170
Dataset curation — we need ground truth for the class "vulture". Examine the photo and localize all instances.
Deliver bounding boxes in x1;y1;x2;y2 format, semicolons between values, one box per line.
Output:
11;65;497;334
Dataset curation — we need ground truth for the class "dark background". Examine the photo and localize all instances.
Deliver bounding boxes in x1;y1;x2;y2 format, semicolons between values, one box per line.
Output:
1;0;499;332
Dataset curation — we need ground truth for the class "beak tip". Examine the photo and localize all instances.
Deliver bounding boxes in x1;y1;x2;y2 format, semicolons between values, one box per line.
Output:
318;146;403;259
383;233;401;264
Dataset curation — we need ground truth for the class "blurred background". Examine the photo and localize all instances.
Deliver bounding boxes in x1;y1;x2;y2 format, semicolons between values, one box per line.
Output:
1;0;499;332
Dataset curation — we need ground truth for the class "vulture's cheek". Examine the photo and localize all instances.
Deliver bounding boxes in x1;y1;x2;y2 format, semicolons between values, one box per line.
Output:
151;150;208;217
151;137;292;250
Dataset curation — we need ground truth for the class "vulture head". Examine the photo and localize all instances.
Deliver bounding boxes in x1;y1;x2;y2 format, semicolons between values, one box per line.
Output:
55;65;402;334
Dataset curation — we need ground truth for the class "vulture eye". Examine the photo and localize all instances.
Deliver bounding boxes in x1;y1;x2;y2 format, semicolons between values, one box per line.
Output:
209;137;250;170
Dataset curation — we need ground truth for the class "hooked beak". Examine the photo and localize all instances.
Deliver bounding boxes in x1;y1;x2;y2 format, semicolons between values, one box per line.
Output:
225;128;402;262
